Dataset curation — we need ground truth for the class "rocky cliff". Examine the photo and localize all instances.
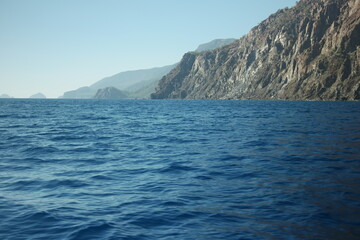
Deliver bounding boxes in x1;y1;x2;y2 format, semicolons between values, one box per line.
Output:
152;0;360;100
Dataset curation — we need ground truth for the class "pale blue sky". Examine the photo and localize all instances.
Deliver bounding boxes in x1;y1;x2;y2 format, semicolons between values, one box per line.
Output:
0;0;297;98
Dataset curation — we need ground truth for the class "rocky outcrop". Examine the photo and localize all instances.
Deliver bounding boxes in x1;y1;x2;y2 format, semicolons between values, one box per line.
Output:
152;0;360;100
93;87;128;99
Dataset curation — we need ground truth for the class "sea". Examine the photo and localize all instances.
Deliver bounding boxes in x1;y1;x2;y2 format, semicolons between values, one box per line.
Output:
0;99;359;240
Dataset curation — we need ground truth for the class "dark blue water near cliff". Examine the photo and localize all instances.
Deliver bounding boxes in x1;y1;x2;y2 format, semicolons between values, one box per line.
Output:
1;99;360;240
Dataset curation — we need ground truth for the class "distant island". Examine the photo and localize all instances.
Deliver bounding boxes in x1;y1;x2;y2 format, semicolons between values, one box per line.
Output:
30;93;46;99
151;0;360;101
0;94;12;98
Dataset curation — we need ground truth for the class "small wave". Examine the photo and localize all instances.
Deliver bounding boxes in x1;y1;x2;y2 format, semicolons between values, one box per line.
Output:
6;124;24;128
22;145;59;155
67;221;115;240
90;116;111;121
21;157;47;163
244;140;268;147
207;170;227;177
219;154;248;162
129;216;172;228
22;210;60;223
162;200;186;207
7;179;44;191
4;135;22;141
12;114;32;119
57;125;83;130
194;175;213;180
7;178;89;191
70;147;93;153
90;175;115;181
51;135;85;141
44;179;90;189
159;163;197;174
0;164;32;171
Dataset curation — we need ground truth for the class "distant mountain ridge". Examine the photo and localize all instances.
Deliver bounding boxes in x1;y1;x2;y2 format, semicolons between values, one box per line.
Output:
60;38;236;99
61;87;97;99
61;64;176;99
90;64;177;92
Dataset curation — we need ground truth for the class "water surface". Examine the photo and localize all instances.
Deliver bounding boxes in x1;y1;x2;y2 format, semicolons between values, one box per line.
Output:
0;99;360;239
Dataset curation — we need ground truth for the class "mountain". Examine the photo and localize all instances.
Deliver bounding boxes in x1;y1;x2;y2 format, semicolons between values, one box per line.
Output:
151;0;360;100
129;79;161;99
30;93;46;99
93;87;128;99
0;94;12;98
91;64;177;92
129;39;237;98
60;38;237;99
195;38;237;52
61;64;176;99
61;87;97;99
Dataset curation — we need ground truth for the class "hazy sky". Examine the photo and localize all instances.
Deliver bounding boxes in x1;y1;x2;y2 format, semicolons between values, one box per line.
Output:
0;0;297;98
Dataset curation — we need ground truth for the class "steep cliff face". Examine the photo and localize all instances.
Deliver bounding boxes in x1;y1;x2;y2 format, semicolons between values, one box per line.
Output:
152;0;360;100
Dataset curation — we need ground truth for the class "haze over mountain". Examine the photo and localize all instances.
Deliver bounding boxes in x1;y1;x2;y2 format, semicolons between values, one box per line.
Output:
61;64;176;99
61;87;97;99
61;39;236;99
152;0;360;100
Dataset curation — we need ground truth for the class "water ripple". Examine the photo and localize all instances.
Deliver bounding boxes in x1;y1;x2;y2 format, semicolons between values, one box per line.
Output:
0;99;360;239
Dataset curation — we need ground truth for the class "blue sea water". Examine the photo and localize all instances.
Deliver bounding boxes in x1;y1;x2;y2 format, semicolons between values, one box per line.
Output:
0;99;360;240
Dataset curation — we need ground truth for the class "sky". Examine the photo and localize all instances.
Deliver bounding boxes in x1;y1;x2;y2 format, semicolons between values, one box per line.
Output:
0;0;298;98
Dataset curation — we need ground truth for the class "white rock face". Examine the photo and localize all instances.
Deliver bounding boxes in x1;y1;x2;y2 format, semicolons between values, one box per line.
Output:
152;0;360;101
